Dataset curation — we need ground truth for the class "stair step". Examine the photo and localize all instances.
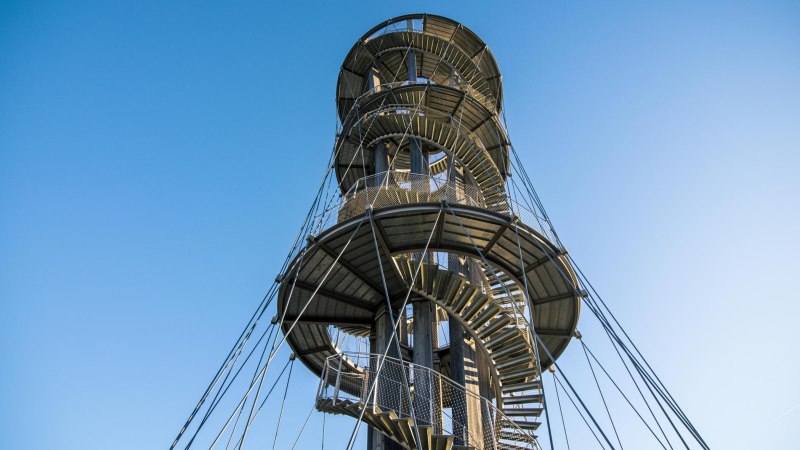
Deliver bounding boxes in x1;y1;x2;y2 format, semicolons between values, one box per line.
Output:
502;380;541;393
346;403;369;421
497;433;528;442
462;294;491;320
490;339;528;359
509;420;541;431
424;264;436;293
503;407;544;417
498;428;537;442
418;425;433;450
496;354;532;371
485;328;517;349
478;316;512;340
432;434;454;450
502;394;543;405
452;286;478;312
500;366;536;382
376;411;402;438
470;303;500;329
443;277;466;306
391;417;415;447
434;271;454;300
492;291;523;302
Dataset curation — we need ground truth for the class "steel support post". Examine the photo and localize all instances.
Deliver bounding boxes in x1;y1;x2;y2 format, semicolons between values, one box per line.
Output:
369;309;404;450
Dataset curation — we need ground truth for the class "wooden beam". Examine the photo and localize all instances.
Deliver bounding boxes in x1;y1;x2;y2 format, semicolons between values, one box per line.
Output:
469;115;491;132
471;44;488;59
451;91;467;116
532;328;573;339
340;66;365;78
524;255;555;274
483;222;509;254
433;206;446;247
292;280;374;313
317;242;384;294
370;214;408;294
530;292;576;306
282;315;372;327
295;344;332;356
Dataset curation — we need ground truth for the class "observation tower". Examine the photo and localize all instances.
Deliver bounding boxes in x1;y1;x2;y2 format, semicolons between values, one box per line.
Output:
276;14;581;450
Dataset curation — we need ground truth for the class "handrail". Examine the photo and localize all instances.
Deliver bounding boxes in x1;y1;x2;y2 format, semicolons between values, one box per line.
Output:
310;170;559;250
335;170;488;225
339;80;496;121
337;83;501;146
317;352;540;450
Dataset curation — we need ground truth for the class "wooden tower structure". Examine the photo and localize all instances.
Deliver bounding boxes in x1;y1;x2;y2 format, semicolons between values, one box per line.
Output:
276;14;581;450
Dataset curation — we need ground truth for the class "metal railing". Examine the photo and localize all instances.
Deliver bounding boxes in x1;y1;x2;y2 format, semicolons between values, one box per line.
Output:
309;171;560;251
336;170;487;223
317;352;540;450
340;79;497;121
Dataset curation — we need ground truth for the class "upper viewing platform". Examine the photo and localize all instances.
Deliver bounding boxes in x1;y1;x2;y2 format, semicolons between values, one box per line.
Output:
333;14;510;195
336;14;504;119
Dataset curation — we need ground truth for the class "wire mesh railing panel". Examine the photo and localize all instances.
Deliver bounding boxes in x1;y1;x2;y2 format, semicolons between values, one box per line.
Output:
316;352;540;450
339;171;487;222
309;171;560;253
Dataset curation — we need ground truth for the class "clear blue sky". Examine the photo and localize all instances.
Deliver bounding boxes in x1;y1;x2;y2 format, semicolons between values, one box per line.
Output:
2;1;798;449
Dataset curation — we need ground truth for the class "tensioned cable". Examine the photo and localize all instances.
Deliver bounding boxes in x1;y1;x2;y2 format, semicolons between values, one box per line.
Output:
573;260;708;449
507;208;555;450
503;218;691;450
344;206;443;450
224;358;293;450
579;292;690;448
580;339;624;449
372;24;465;178
364;208;425;450
357;21;505;208
502;108;703;448
585;297;675;449
441;203;617;449
320;410;326;450
175;18;499;450
472;171;701;450
224;325;273;450
208;217;368;450
173;283;279;450
329;26;429;207
182;321;277;450
552;370;571;450
289;401;318;449
583;340;669;450
581;295;690;449
236;326;279;450
554;372;607;450
270;357;295;450
577;287;686;436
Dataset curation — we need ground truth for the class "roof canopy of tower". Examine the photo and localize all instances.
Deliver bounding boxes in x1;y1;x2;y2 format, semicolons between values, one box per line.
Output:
337;14;503;120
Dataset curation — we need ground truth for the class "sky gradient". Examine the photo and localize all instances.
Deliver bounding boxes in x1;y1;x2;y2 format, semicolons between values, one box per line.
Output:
2;1;799;448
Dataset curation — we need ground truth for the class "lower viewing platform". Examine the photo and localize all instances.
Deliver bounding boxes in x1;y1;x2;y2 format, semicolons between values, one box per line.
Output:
316;353;541;450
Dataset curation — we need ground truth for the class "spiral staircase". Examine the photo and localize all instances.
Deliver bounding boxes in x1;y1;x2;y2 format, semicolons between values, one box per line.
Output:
276;14;581;450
